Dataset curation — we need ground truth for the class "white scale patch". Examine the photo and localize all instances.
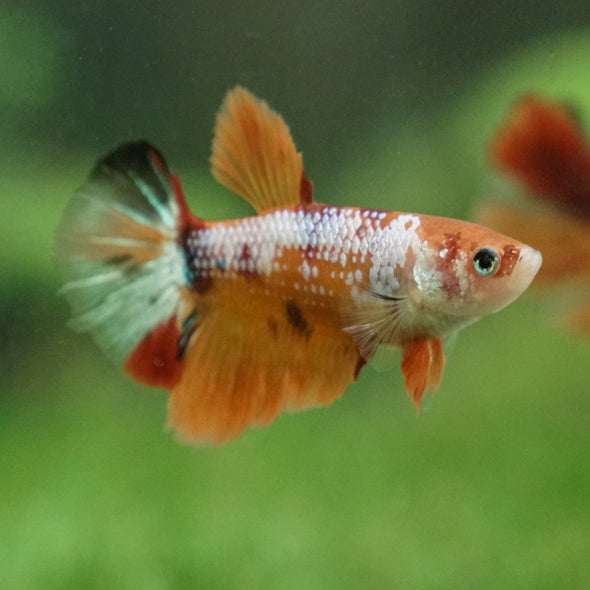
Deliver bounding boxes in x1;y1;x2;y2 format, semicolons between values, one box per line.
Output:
452;251;470;297
413;241;471;299
413;247;443;297
186;208;422;297
367;214;422;295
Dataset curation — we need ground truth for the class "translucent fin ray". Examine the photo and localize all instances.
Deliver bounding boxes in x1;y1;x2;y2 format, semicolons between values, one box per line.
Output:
55;141;187;361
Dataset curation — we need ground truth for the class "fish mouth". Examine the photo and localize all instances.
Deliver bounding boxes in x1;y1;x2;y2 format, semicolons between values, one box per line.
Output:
517;244;543;288
498;244;542;307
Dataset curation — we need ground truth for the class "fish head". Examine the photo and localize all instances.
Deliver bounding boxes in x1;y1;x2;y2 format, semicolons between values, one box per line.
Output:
410;217;542;334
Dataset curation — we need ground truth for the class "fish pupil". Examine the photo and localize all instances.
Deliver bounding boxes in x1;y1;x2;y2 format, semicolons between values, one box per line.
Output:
473;247;500;276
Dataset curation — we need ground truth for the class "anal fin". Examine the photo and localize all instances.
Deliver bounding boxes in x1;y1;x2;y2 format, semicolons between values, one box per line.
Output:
167;292;361;445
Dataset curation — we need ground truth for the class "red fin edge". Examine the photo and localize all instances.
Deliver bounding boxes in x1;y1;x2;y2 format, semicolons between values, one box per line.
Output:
170;173;193;223
299;170;314;206
124;315;183;390
147;146;202;232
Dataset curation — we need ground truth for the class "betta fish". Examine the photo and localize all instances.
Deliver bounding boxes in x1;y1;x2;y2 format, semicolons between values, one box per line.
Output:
477;95;590;334
56;87;541;444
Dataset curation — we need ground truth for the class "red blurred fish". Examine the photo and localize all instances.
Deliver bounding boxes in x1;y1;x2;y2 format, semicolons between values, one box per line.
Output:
56;87;541;444
478;95;590;333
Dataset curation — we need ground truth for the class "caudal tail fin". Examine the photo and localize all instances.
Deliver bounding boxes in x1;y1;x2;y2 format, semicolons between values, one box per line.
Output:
56;141;192;388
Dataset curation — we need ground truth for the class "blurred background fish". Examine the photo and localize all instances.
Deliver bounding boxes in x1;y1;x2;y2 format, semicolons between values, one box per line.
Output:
477;95;590;335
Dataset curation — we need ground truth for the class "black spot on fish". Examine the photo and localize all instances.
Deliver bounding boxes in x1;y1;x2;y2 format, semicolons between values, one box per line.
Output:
285;299;312;340
194;277;214;294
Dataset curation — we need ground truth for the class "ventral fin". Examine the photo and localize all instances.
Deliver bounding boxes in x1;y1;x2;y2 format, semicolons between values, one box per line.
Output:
401;337;445;412
166;292;361;445
210;86;311;214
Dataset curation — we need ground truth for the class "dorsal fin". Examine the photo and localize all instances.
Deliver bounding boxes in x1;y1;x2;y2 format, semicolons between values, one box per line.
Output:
210;86;310;213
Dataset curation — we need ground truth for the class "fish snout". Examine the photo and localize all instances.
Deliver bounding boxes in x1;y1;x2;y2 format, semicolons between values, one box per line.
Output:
516;244;543;289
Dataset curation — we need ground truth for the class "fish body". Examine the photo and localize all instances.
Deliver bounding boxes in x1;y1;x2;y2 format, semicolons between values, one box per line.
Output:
182;205;534;345
57;87;541;444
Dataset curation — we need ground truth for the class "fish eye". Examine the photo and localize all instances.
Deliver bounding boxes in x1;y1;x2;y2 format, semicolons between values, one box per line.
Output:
473;247;501;276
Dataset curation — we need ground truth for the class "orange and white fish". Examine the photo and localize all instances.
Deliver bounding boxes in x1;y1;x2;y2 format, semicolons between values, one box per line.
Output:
56;87;542;444
477;95;590;334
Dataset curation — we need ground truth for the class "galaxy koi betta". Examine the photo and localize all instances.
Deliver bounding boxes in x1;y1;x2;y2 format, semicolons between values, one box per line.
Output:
56;87;542;444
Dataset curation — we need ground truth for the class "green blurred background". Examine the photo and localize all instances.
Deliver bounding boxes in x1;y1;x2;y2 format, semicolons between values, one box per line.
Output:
2;1;590;588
